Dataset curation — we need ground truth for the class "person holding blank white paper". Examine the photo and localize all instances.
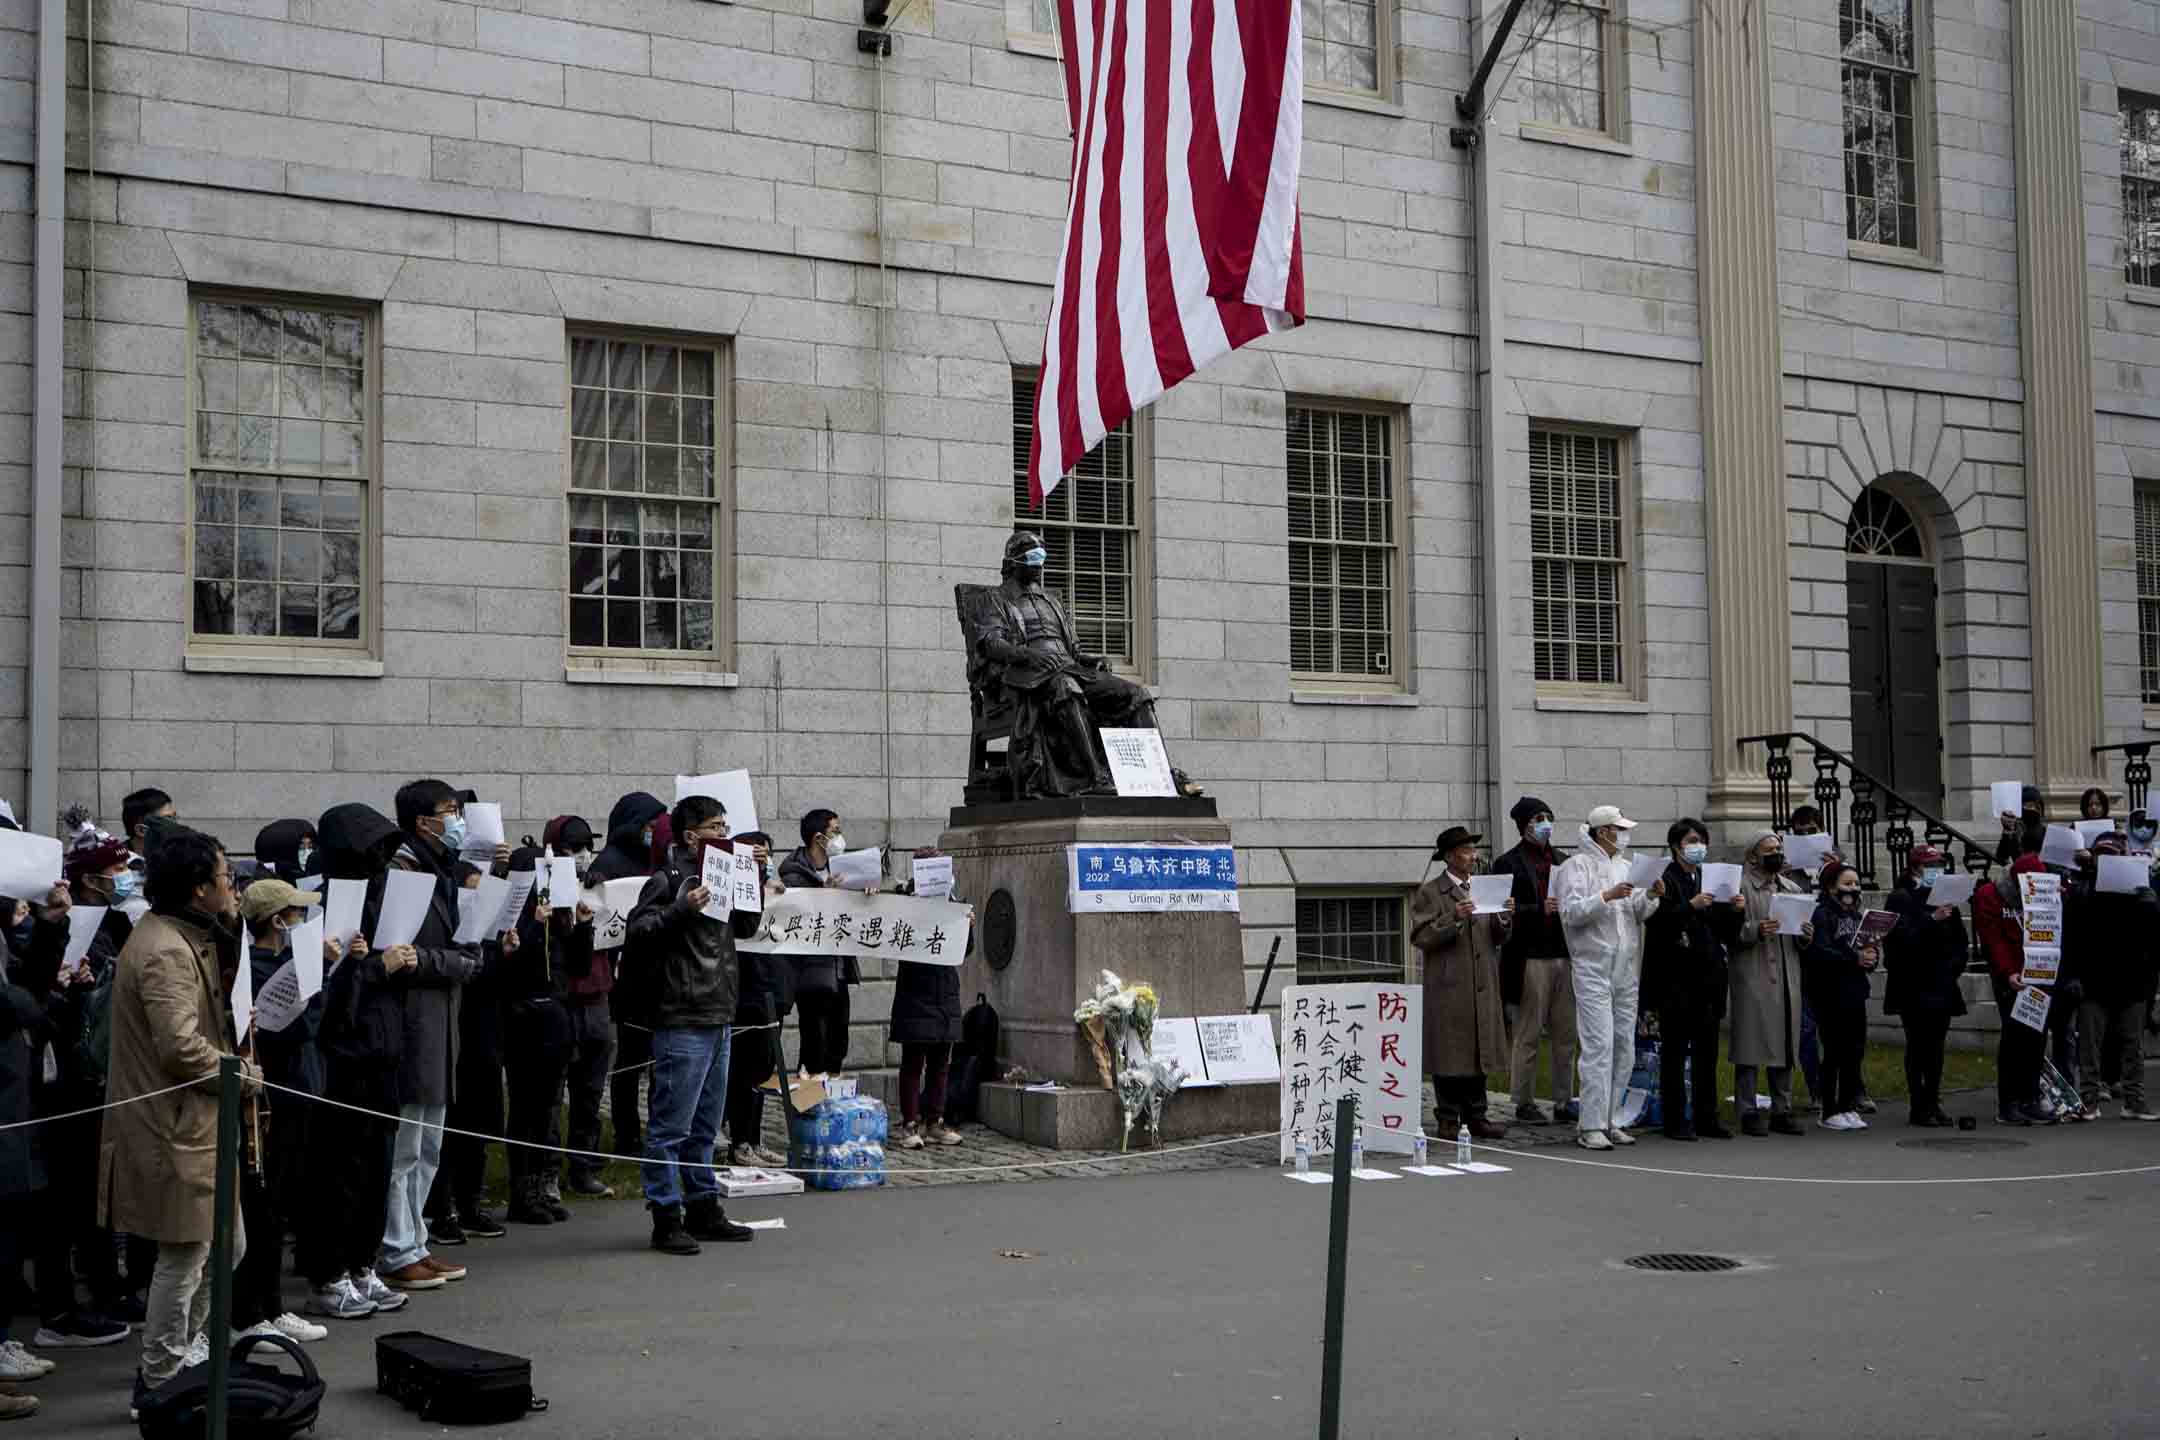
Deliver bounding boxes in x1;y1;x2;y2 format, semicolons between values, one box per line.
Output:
1805;865;1881;1131
1729;832;1811;1137
1883;846;1969;1128
1644;819;1741;1141
782;809;867;1077
1409;827;1513;1142
1557;806;1663;1152
2065;833;2159;1121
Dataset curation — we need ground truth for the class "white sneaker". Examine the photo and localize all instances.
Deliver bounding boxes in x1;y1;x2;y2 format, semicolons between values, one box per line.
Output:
1577;1130;1613;1151
181;1334;210;1371
1609;1128;1636;1147
271;1312;329;1344
237;1321;283;1341
353;1270;409;1313
1819;1113;1849;1131
0;1341;55;1380
1847;1112;1870;1130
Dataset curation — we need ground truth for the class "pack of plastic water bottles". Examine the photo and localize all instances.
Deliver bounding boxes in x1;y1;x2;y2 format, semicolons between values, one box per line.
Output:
789;1095;888;1191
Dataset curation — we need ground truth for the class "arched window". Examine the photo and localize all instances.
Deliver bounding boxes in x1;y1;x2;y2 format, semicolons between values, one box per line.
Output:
1845;486;1926;560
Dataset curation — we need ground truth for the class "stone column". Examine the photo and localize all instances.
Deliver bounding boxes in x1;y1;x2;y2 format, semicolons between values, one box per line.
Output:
1696;0;1791;823
2010;8;2105;806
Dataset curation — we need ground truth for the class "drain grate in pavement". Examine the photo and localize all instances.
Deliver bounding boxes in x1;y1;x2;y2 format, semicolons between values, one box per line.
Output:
1896;1137;2029;1154
1623;1253;1742;1273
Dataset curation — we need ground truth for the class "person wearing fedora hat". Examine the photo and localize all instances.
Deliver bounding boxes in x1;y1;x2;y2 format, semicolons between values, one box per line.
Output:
1556;804;1663;1151
1884;845;1970;1128
1409;827;1513;1141
1493;796;1576;1126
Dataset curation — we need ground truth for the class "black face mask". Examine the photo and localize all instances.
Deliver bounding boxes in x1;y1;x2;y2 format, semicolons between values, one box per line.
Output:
1836;890;1860;906
1759;853;1786;874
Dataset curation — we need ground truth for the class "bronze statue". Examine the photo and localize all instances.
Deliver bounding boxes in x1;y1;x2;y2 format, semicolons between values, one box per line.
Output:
954;531;1200;801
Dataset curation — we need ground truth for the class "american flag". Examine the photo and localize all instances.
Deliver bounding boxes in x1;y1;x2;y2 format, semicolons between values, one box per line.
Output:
1026;0;1306;507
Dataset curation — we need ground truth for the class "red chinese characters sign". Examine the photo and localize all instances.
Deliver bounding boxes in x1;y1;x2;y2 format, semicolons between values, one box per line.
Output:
1278;982;1423;1161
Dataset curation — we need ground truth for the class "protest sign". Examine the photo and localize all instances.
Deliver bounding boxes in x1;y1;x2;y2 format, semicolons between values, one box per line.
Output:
1990;782;2024;821
2020;946;2059;986
1924;872;1977;908
586;875;645;951
230;952;254;1040
700;844;732;920
1768;894;1815;940
1067;844;1238;913
1278;983;1422;1160
1854;910;1897;949
324;879;366;950
0;830;62;902
454;875;511;944
829;846;882;892
2097;855;2146;896
491;868;537;936
1468;875;1513;914
2076;819;2116;848
911;855;953;900
2009;985;2052;1032
1782;832;1835;874
730;849;764;914
547;855;580;910
2017;872;2062;945
1150;1018;1218;1088
673;771;758;838
296;875;323;894
250;961;309;1034
1625;853;1664;890
459;802;504;864
739;889;973;965
2040;825;2081;870
1196;1014;1279;1084
61;905;106;975
1099;728;1177;797
370;870;434;951
1701;863;1743;902
290;914;324;1003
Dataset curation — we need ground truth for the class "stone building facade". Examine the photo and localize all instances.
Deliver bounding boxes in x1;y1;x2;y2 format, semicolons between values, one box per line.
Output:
2;0;2156;1048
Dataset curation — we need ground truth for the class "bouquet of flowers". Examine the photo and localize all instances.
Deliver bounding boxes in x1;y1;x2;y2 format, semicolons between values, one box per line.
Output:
1077;971;1184;1148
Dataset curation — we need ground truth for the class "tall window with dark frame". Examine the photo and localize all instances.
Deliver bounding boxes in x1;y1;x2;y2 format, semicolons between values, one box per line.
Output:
2138;482;2160;705
1294;892;1406;985
1521;0;1609;132
1841;0;1922;250
568;335;724;657
1287;405;1398;683
1529;427;1628;691
1011;374;1143;667
189;298;369;645
2126;91;2160;289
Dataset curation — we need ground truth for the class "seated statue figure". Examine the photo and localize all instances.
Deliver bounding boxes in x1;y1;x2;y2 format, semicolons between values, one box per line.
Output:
973;531;1200;800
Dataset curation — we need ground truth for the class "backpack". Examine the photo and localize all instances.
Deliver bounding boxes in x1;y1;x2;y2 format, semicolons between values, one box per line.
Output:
134;1333;325;1440
945;994;1002;1122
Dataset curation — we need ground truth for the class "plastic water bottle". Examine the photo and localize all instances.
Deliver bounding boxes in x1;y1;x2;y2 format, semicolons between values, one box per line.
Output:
1349;1125;1364;1174
1294;1136;1311;1175
1412;1130;1429;1169
1455;1122;1473;1167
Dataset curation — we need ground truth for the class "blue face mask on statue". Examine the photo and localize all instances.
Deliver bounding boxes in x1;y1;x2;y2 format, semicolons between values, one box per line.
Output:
1023;547;1048;567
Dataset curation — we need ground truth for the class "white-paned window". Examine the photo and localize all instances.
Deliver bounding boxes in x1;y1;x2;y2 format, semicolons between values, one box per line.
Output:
1841;0;1929;252
1530;425;1633;695
1011;373;1149;670
1288;404;1403;687
2124;92;2160;289
1521;0;1615;134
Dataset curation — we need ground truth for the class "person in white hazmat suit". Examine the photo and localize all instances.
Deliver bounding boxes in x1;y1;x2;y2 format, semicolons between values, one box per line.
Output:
1556;805;1664;1151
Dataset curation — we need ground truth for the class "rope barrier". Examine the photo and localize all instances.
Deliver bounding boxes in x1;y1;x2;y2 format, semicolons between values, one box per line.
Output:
0;1073;218;1132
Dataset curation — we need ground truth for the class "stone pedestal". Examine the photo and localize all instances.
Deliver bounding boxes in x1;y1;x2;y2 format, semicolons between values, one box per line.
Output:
939;797;1276;1146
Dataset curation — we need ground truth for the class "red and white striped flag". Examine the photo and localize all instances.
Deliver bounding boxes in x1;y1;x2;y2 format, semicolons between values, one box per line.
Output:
1026;0;1306;507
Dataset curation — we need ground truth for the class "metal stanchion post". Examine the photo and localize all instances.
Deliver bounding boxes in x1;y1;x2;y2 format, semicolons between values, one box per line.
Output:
207;1054;241;1440
1317;1094;1355;1440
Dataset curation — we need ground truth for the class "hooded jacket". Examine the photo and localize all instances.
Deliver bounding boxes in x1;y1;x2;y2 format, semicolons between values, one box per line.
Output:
1554;829;1656;981
781;845;862;991
625;843;761;1030
387;822;483;1108
1884;875;1971;1018
314;804;408;1109
2064;867;2160;1008
253;818;317;881
498;843;577;1063
1973;854;2045;984
583;793;665;1010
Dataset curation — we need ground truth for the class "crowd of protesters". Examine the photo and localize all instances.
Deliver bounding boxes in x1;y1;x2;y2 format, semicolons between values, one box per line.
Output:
0;781;952;1421
1411;793;2159;1152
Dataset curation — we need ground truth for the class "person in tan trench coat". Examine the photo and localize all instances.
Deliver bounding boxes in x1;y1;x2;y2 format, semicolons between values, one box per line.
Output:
99;829;260;1390
1411;826;1514;1140
1729;830;1811;1137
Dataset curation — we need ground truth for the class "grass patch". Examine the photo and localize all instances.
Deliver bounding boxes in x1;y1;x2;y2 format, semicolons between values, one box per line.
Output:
1490;1038;1998;1111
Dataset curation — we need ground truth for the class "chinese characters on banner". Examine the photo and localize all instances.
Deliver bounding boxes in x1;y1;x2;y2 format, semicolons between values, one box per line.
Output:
1278;983;1423;1161
2017;872;2062;986
1066;844;1239;913
738;888;974;966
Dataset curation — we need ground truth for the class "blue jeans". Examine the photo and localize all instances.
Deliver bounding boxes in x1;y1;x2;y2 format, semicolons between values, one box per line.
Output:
642;1026;730;1212
381;1103;445;1272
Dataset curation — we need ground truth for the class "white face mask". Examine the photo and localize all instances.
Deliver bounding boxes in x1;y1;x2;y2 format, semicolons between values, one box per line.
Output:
295;845;313;871
825;832;847;859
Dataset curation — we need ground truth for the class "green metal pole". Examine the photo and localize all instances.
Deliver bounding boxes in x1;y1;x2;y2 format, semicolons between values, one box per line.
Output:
1317;1094;1355;1440
206;1054;241;1440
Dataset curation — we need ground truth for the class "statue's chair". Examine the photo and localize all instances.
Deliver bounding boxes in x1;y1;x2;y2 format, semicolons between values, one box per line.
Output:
955;583;1020;804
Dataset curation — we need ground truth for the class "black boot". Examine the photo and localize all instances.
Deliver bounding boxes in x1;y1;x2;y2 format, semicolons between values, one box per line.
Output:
460;1198;506;1239
684;1197;753;1244
506;1178;554;1226
540;1175;572;1222
649;1205;700;1256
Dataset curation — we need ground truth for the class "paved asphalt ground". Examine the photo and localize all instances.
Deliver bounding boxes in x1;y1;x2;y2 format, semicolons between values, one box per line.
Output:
20;1081;2160;1439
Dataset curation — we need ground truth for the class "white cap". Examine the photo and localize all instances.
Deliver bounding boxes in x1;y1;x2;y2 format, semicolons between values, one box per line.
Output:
1586;804;1635;831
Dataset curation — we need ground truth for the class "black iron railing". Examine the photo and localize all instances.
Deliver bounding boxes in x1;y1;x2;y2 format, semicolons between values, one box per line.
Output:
1738;732;1996;891
2090;741;2154;814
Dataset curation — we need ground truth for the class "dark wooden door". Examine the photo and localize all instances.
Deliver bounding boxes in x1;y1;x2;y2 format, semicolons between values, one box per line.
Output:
1846;559;1942;807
